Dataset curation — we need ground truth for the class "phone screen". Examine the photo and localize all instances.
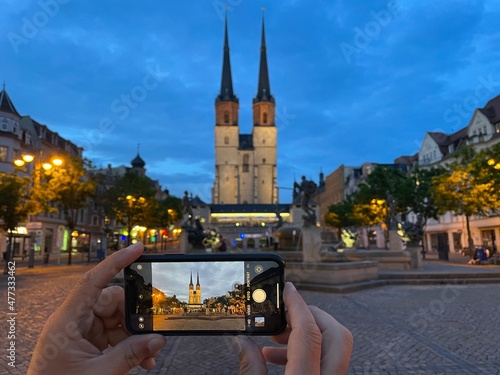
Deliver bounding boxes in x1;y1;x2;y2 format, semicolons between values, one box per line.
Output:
125;254;285;335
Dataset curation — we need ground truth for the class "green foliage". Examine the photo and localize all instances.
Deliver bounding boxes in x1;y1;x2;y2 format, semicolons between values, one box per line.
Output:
324;198;356;237
31;156;96;264
0;174;37;231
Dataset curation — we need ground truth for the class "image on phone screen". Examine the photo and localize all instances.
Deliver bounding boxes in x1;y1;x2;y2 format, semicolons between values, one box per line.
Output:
125;255;285;335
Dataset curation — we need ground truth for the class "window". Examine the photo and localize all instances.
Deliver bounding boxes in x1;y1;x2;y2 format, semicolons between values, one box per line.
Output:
224;111;229;124
263;112;268;124
0;146;7;161
224;136;229;145
243;154;249;172
263;158;266;163
1;119;8;131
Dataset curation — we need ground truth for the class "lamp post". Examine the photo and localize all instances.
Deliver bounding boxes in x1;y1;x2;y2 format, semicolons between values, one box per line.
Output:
13;153;64;268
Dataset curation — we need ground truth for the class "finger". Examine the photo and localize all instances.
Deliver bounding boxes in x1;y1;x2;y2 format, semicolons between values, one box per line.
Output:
282;282;322;375
262;346;287;365
95;334;166;374
64;243;144;313
232;336;268;375
309;306;353;375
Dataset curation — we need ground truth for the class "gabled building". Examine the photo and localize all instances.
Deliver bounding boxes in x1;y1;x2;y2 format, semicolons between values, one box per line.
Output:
419;95;500;255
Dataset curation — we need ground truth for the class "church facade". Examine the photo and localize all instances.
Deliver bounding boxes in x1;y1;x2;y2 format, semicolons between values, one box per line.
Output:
212;15;278;205
187;272;203;311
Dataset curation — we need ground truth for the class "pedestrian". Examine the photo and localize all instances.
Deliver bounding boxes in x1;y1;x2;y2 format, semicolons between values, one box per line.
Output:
27;242;353;375
43;246;50;265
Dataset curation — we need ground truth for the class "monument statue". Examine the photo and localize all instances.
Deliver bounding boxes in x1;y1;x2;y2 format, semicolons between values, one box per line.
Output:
182;191;194;226
386;190;398;230
294;176;317;227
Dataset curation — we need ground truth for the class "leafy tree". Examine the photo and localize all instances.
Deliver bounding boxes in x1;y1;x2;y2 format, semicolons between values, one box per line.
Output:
354;165;411;226
103;171;157;245
351;200;387;248
32;157;96;265
432;146;500;253
324;198;356;239
0;174;38;273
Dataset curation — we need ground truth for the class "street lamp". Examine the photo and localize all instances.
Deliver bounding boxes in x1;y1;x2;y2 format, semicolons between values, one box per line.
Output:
13;153;64;268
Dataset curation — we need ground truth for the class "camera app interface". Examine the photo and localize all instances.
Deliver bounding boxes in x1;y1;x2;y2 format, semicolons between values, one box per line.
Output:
128;260;282;332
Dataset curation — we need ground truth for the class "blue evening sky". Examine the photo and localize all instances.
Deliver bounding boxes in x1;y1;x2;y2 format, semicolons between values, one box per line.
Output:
2;1;499;202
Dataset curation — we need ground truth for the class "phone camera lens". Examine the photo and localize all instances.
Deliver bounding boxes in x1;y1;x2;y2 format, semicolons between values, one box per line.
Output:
137;264;143;270
138;323;145;329
138;295;143;299
254;265;264;274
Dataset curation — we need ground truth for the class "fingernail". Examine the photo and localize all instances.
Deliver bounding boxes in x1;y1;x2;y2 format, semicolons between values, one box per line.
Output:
126;242;143;251
147;337;166;353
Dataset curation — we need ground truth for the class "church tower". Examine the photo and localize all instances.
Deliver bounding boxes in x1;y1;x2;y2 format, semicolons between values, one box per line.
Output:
252;12;278;204
188;271;201;305
213;14;240;204
212;12;277;204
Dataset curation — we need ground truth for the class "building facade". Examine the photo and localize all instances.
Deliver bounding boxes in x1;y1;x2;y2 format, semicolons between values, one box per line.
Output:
0;86;85;259
212;15;277;205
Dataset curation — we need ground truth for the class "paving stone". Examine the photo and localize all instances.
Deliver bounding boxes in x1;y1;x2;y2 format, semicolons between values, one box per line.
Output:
0;263;499;374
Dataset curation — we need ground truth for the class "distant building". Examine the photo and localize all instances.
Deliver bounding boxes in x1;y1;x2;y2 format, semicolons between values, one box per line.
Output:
0;85;83;259
187;272;203;312
212;14;277;205
418;95;500;254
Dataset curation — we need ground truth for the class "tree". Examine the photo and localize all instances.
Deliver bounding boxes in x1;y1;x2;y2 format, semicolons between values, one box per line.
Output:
103;171;157;246
32;157;96;265
324;198;356;240
432;146;500;254
0;174;37;274
354;165;411;227
400;166;444;251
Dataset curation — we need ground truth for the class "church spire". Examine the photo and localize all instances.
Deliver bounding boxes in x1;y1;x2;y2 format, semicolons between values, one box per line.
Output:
190;272;193;285
254;8;274;104
196;271;200;286
216;13;238;103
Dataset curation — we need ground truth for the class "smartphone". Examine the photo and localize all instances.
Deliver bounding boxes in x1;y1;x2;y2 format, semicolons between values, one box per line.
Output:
124;253;286;335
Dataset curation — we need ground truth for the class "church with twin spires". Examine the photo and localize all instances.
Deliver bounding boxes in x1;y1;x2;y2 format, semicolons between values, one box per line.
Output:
212;13;278;205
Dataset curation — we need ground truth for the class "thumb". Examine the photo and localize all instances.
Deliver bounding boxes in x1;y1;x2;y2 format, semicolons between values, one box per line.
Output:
97;334;167;374
233;336;268;375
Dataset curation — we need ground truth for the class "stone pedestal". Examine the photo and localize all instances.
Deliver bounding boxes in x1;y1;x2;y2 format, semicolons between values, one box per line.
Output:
407;246;422;269
179;231;191;254
301;226;322;263
388;230;403;250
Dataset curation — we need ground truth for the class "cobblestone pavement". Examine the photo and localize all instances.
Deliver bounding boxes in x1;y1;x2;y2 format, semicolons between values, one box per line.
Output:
1;263;500;375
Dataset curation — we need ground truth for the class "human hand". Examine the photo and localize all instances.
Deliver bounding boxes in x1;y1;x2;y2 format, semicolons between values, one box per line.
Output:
236;282;353;375
28;242;167;375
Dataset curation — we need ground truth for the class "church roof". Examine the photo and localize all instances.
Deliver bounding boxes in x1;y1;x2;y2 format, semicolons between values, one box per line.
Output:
0;86;21;117
216;14;238;104
131;153;145;168
253;13;274;104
